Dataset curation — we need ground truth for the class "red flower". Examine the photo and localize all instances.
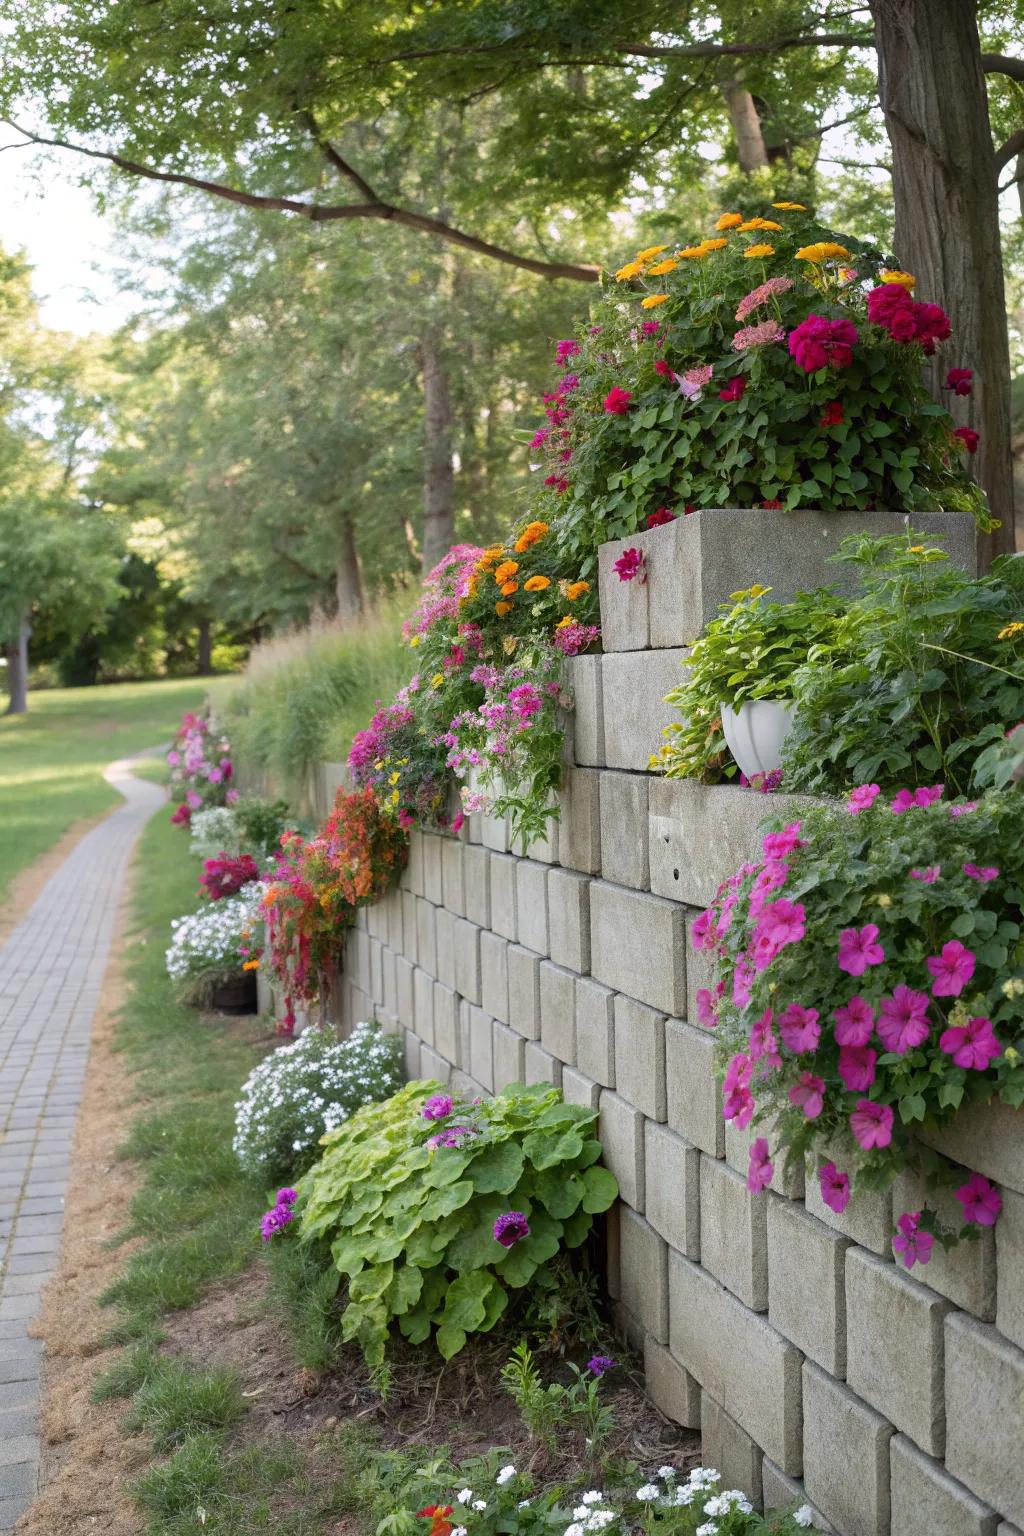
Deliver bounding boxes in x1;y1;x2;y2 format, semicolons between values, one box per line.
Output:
912;301;951;355
613;547;646;583
867;284;951;354
653;359;673;378
944;367;973;395
646;506;676;528
761;499;783;509
603;387;632;414
543;474;570;493
684;503;696;514
170;802;192;826
866;284;912;327
953;426;979;453
417;1507;454;1536
719;376;746;402
819;400;844;427
788;315;858;372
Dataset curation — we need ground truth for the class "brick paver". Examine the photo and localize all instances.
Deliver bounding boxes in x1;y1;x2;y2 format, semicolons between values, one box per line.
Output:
0;758;166;1529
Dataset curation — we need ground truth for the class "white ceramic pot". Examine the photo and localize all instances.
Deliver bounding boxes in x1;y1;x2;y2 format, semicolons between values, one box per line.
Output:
721;699;795;779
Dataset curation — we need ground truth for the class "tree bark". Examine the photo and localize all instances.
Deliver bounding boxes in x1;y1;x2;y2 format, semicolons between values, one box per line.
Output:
721;82;770;172
3;617;31;715
420;329;456;570
870;0;1015;561
196;617;213;674
335;511;365;619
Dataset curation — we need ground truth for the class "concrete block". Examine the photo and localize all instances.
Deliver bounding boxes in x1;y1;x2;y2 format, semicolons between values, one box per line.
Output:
599;771;650;889
644;1337;701;1430
481;809;512;853
921;1098;1024;1198
669;1251;803;1475
480;930;509;1025
699;1153;768;1312
441;837;465;917
890;1435;998;1536
603;649;689;770
420;1044;452;1084
945;1313;1024;1524
406;830;426;897
368;936;384;1003
606;1200;621;1300
435;906;457;990
515;861;549;956
620;1207;669;1344
761;1463;829;1529
768;1198;850;1376
432;982;460;1066
802;1361;893;1536
805;1151;892;1257
423;833;444;904
726;1113;805;1200
413;967;434;1047
563;653;605;766
489;852;518;941
525;797;559;866
591;882;685;1014
701;1393;764;1511
539;960;576;1064
386;889;405;955
997;1186;1024;1350
382;947;398;1018
524;1040;561;1087
462;845;491;928
556;767;602;875
999;1526;1024;1536
354;928;370;992
458;999;472;1072
599;1092;646;1212
468;1006;494;1093
597;533;650;651
492;1020;525;1092
401;890;419;965
416;898;437;978
644;1123;699;1260
547;868;591;973
846;1247;951;1457
575;978;615;1087
613;995;666;1121
453;918;481;1006
396;956;415;1032
561;1066;600;1111
403;1029;422;1080
666;1018;724;1157
507;945;541;1040
893;1166;995;1319
367;896;388;944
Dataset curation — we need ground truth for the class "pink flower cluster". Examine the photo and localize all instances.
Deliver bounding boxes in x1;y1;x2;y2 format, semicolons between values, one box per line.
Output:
732;319;785;352
402;544;485;641
788;314;859;372
866;284;951;354
735;276;794;323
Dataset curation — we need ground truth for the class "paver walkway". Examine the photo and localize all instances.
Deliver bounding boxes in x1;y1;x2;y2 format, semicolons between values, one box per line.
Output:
0;758;166;1530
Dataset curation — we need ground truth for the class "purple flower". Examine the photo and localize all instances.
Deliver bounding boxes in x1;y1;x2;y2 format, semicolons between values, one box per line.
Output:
837;924;885;977
493;1211;530;1247
276;1188;298;1206
892;1210;934;1270
746;1137;774;1192
926;940;976;998
818;1161;850;1214
955;1172;1002;1226
963;863;999;882
877;985;931;1054
422;1094;454;1121
587;1354;616;1376
260;1202;295;1241
613;547;646;583
833;995;875;1046
909;865;940;884
939;1015;1001;1070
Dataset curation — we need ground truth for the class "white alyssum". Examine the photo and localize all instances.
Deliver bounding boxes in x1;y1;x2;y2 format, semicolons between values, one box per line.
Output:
695;1524;719;1536
585;1512;616;1530
456;1489;473;1505
794;1506;815;1528
635;1484;660;1502
580;1492;604;1506
165;886;265;984
496;1466;516;1485
190;806;242;859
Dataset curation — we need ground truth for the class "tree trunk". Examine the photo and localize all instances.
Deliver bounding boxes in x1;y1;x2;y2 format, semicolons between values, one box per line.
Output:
420;328;456;571
871;0;1015;562
335;511;365;620
721;82;770;172
196;617;213;674
3;618;31;715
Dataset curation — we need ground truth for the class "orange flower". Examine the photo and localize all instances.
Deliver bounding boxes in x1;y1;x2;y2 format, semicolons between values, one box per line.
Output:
739;217;782;232
242;959;260;971
524;574;551;592
641;293;669;308
566;580;590;600
795;242;851;263
614;258;646;281
556;614;574;629
494;559;519;584
743;244;775;259
476;545;505;571
699;238;729;252
635;244;669;261
500;580;519;596
417;1507;454;1536
647;257;679;276
716;212;743;230
678;245;709;259
514;520;549;552
495;600;514;616
773;201;807;211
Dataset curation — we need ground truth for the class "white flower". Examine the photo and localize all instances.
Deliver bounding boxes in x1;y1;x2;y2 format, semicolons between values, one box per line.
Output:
581;1492;604;1506
517;1501;530;1510
674;1486;696;1506
720;1491;753;1514
472;1502;486;1512
658;1466;677;1480
689;1467;720;1488
496;1466;516;1485
696;1525;719;1536
585;1512;616;1531
565;1525;585;1536
573;1509;590;1521
794;1506;814;1528
635;1484;660;1502
452;1529;467;1536
703;1496;727;1517
456;1490;473;1505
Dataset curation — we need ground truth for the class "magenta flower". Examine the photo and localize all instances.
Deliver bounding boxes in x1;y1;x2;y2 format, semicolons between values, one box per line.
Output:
963;863;999;882
833;995;875;1046
613;547;646;583
789;1072;826;1119
761;822;803;860
422;1093;454;1121
818;1161;851;1214
778;1004;821;1054
493;1211;530;1247
892;1210;934;1270
724;1087;755;1128
603;387;632;415
555;338;581;365
838;924;886;977
587;1354;616;1376
877;985;931;1054
788;314;858;371
748;1007;781;1067
838;1045;878;1091
757;897;807;950
850;1098;894;1150
692;908;717;951
909;865;940;884
954;1172;1002;1226
696;987;719;1028
732;955;754;1008
747;1137;774;1192
926;940;976;997
847;783;881;815
939;1015;1001;1070
892;784;945;814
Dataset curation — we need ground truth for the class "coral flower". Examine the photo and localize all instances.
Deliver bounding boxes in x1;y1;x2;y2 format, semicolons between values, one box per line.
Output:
789;315;858;371
417;1506;455;1536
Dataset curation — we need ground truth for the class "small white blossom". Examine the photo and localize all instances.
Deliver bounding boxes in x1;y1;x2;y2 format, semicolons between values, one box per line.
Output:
689;1467;720;1488
581;1492;604;1506
565;1525;585;1536
696;1524;719;1536
674;1486;697;1506
585;1512;616;1531
496;1466;516;1485
472;1502;487;1512
704;1496;727;1517
456;1490;473;1505
658;1466;677;1480
635;1484;660;1502
451;1529;467;1536
720;1491;753;1514
794;1506;815;1528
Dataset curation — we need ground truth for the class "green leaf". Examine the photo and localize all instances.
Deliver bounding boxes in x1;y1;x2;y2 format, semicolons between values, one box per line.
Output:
436;1322;468;1360
442;1270;495;1331
523;1128;584;1170
581;1164;618;1213
899;1093;927;1124
467;1141;525;1194
385;1264;423;1316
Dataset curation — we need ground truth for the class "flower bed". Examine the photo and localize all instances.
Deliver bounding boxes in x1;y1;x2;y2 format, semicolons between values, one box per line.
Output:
164;884;265;1007
168;709;236;825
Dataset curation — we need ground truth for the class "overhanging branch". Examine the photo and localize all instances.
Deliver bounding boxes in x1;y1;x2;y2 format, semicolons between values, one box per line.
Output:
981;52;1024;82
995;128;1024;173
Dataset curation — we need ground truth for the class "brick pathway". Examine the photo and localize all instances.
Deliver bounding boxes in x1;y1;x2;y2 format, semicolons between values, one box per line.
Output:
0;758;166;1530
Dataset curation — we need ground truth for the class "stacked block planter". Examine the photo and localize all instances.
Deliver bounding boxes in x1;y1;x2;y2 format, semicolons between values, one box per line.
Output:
335;508;1024;1536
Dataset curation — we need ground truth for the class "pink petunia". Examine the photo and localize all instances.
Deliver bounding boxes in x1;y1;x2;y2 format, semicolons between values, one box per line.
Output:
747;1137;773;1192
892;1210;934;1270
838;923;886;977
838;1045;878;1091
818;1161;851;1214
877;985;931;1054
850;1098;894;1150
761;822;804;860
963;863;999;882
724;1086;755;1128
691;908;717;951
891;784;945;814
927;940;976;997
696;987;719;1028
749;1007;781;1067
789;1071;826;1119
939;1015;1001;1070
833;995;875;1046
757;897;807;950
847;783;881;815
954;1172;1003;1226
909;865;940;884
778;1004;821;1054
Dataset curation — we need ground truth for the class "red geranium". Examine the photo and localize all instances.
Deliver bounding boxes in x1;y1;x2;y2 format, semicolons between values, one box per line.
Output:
944;368;973;396
819;401;844;427
788;315;858;372
719;377;746;402
200;853;260;901
653;359;673;379
603;387;632;414
417;1507;454;1536
953;426;979;453
646;506;676;528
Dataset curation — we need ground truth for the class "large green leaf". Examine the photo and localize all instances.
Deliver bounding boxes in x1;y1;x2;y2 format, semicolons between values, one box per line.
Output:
386;1264;423;1317
442;1270;495;1332
467;1140;525;1193
581;1164;618;1213
436;1322;468;1360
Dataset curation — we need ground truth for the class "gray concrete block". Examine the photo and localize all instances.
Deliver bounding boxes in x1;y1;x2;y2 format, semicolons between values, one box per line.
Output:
561;1066;600;1111
462;844;491;928
381;946;397;1018
701;1393;764;1511
547;868;592;973
523;1040;561;1087
556;767;602;875
700;1153;768;1312
599;1091;645;1212
669;1250;803;1475
432;982;460;1066
644;1337;701;1430
481;809;512;853
563;653;605;766
666;1017;723;1157
997;1186;1024;1350
613;995;666;1121
403;1029;421;1080
539;960;576;1065
492;1020;526;1092
603;649;689;770
480;930;510;1025
489;852;518;941
396;956;415;1032
416;898;437;978
599;771;650;889
406;830;426;897
597;533;650;651
468;1006;495;1093
768;1198;850;1377
802;1362;892;1536
890;1434;998;1536
515;860;550;956
620;1207;669;1344
441;836;466;917
575;977;615;1087
401;890;419;965
386;889;405;955
921;1098;1024;1198
453;918;482;1005
591;882;685;1015
458;999;472;1072
435;906;457;990
420;1044;452;1084
423;832;444;904
892;1166;995;1319
644;1122;699;1260
805;1151;892;1258
846;1247;951;1458
726;1113;805;1200
507;944;541;1040
945;1313;1024;1525
761;1463;830;1530
367;896;388;944
413;967;434;1046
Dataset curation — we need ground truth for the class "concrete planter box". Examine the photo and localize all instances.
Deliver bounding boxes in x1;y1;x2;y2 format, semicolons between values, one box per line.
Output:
599;507;978;652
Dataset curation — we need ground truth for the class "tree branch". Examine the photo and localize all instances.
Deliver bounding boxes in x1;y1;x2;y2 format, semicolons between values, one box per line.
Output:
382;31;874;66
995;128;1024;174
3;119;601;284
981;52;1024;82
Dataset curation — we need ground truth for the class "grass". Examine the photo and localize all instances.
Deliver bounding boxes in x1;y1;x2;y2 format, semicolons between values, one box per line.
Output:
0;676;232;905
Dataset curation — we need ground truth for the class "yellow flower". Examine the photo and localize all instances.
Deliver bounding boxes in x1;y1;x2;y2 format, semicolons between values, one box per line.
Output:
523;574;551;592
615;258;646;282
700;238;729;252
389;771;400;785
716;212;743;230
390;789;400;805
738;217;782;232
743;243;775;259
566;580;590;601
374;760;384;770
880;269;916;290
477;544;505;571
772;201;807;211
641;293;669;308
494;559;519;584
678;245;709;259
795;242;851;263
500;580;519;596
998;621;1024;640
502;635;518;655
431;672;443;688
837;266;859;285
1006;1046;1021;1065
495;600;514;617
409;635;421;648
556;615;574;629
908;545;925;553
647;258;679;276
636;244;669;262
1002;978;1024;998
874;893;893;909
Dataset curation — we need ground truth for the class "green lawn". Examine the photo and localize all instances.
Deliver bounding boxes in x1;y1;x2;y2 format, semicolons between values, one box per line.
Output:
0;677;233;906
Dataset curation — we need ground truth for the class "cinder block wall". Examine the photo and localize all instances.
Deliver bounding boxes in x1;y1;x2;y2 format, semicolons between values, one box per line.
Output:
334;511;1022;1536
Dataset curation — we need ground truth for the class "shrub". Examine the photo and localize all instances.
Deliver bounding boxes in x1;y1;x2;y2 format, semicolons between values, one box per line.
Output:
232;1021;404;1182
189;797;295;862
164;887;263;1005
190;806;244;859
296;1081;618;1366
167;710;235;826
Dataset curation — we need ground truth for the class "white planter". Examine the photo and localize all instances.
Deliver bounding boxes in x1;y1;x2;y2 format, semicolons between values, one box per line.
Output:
721;700;795;779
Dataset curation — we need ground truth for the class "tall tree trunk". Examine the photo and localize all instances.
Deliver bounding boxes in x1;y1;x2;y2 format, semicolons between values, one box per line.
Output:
871;0;1015;562
721;82;770;172
335;510;365;619
196;617;213;675
3;617;31;716
420;328;456;570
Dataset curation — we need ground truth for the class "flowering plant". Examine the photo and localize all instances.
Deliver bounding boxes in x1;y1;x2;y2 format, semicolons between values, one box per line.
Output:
165;885;265;1005
695;790;1024;1262
297;1081;618;1366
199;852;261;900
167;710;237;824
526;208;988;572
232;1020;404;1181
